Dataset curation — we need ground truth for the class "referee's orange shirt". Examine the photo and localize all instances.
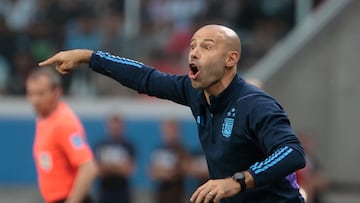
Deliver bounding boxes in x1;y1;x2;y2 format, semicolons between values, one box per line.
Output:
33;102;93;203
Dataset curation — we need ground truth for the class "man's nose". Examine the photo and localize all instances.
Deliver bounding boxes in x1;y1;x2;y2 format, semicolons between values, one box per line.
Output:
190;48;200;60
29;96;40;105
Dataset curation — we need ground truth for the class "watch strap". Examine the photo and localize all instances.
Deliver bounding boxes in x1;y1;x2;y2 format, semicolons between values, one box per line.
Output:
233;172;246;192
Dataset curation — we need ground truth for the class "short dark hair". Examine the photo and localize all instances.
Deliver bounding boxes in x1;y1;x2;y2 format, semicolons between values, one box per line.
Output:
27;68;62;88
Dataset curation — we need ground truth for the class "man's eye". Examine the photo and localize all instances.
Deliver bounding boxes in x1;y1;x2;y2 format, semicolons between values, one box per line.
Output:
190;45;196;50
204;45;212;50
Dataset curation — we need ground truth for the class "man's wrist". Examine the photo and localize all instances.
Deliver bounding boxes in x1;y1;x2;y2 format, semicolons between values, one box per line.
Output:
79;49;94;64
232;172;246;192
232;170;255;192
243;170;255;189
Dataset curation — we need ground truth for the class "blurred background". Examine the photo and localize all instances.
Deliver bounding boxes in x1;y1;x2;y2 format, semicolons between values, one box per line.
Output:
0;0;359;202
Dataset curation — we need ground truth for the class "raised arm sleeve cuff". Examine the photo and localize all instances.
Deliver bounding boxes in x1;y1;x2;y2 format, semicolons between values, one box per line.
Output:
248;145;306;187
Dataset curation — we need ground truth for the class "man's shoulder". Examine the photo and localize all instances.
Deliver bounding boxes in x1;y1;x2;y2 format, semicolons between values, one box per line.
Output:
234;82;282;115
235;83;275;104
56;102;79;118
53;103;83;131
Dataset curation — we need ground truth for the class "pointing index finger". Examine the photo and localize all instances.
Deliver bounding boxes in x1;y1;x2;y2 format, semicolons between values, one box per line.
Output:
38;54;59;67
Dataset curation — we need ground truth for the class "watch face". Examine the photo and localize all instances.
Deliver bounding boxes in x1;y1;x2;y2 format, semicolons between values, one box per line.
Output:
234;172;245;180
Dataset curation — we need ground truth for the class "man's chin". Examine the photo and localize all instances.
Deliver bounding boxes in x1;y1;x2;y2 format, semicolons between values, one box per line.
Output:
34;108;50;117
190;81;203;89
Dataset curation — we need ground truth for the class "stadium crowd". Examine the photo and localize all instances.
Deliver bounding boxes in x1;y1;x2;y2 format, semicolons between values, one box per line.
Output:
0;0;325;96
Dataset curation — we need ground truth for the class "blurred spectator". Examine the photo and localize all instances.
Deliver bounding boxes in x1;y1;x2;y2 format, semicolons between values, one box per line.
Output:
29;0;71;54
63;8;101;51
238;0;296;72
149;119;188;203
7;50;37;95
95;115;136;203
186;149;209;186
144;0;172;33
166;0;206;31
0;0;37;32
62;7;101;96
202;0;225;23
147;48;185;74
296;132;329;203
91;5;139;96
164;27;193;63
0;15;17;63
0;0;328;96
0;55;10;94
99;7;125;55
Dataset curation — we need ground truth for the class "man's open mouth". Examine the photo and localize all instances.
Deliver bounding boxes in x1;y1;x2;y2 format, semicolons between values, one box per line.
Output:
188;63;200;80
190;63;199;75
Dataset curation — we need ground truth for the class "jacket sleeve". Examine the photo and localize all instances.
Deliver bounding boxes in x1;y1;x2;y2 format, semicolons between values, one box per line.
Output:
89;51;192;106
246;97;306;187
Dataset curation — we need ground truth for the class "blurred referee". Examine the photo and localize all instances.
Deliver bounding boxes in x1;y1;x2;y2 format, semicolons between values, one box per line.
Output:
40;24;306;203
26;69;97;203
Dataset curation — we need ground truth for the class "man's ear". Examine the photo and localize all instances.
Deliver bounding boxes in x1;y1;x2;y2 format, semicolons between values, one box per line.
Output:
54;86;63;99
225;51;240;68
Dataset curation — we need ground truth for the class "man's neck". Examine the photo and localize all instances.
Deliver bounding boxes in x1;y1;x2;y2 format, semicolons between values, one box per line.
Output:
38;102;60;119
204;72;236;105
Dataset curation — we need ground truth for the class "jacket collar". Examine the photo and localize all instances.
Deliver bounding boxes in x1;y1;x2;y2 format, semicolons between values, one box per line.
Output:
197;75;244;114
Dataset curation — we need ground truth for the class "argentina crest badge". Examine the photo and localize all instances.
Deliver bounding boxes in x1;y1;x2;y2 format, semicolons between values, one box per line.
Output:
222;108;236;138
222;118;234;138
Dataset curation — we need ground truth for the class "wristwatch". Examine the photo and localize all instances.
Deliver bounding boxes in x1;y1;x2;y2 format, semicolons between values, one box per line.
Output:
232;172;246;192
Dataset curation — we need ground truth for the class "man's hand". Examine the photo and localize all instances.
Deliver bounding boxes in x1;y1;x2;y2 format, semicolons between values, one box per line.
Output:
39;49;93;74
150;164;180;181
190;177;241;203
64;160;98;203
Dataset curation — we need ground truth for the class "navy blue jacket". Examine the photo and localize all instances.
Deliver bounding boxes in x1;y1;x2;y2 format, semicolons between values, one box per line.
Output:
89;51;306;203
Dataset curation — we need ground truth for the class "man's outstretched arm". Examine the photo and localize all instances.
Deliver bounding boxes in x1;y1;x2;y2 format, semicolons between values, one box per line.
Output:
39;49;192;106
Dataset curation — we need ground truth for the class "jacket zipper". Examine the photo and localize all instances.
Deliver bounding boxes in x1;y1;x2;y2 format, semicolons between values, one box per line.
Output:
211;113;215;144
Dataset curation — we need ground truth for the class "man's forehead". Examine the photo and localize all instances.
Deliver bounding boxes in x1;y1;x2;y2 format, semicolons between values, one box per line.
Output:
27;75;52;87
191;27;227;42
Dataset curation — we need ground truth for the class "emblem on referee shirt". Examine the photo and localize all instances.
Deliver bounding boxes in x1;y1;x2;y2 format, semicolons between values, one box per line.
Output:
39;152;52;171
70;134;85;150
222;108;236;138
